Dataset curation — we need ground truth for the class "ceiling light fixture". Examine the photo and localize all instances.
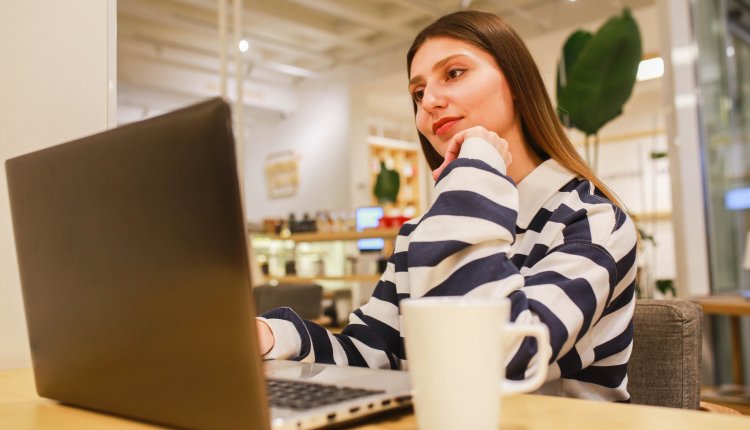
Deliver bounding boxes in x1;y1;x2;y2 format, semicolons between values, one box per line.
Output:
636;57;664;81
238;39;249;52
262;60;318;78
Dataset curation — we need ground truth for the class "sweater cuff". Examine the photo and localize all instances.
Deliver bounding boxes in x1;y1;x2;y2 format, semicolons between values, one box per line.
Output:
258;317;302;360
459;137;507;175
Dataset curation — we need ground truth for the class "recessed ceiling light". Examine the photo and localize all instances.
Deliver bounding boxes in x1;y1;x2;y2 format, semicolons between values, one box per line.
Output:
239;39;249;52
637;57;664;81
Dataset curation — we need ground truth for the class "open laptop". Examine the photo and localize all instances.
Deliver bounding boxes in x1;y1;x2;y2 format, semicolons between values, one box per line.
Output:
5;98;411;430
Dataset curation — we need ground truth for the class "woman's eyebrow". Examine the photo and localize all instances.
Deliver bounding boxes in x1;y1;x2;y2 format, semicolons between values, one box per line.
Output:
409;54;468;87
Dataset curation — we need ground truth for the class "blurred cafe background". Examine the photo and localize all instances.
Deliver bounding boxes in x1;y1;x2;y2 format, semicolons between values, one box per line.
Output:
3;0;750;414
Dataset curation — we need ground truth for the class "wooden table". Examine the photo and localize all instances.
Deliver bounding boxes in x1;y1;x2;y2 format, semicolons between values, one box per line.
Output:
691;295;750;388
1;368;748;430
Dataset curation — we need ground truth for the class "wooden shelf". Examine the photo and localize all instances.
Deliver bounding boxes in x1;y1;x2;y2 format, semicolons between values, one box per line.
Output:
270;275;382;283
570;128;666;147
631;211;672;222
260;228;399;242
369;141;422;216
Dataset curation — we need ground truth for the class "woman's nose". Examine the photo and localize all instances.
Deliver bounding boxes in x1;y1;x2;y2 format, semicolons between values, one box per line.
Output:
421;86;446;113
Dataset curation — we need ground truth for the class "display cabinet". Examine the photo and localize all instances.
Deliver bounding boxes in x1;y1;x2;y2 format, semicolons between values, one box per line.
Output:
250;228;399;309
368;137;423;217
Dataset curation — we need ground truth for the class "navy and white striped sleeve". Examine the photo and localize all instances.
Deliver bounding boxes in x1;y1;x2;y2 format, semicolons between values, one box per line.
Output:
258;221;417;369
405;137;522;299
506;201;637;388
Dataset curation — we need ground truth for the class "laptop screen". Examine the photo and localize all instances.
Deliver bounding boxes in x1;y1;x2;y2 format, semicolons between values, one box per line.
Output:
6;98;271;430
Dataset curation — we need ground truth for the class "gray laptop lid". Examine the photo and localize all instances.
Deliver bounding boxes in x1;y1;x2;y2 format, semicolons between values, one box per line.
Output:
6;98;270;430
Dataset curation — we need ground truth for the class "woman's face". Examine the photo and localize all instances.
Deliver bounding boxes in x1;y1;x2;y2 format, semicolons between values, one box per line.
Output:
408;37;519;157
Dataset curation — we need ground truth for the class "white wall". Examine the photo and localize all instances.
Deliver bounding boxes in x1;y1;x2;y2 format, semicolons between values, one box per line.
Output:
349;83;372;211
244;79;352;220
0;1;115;369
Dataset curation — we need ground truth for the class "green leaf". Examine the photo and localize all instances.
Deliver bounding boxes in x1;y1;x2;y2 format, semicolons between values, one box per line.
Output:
557;30;593;128
655;279;676;297
557;8;642;136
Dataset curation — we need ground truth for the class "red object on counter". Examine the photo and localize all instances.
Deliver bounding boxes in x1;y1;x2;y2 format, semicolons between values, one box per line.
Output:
378;216;410;228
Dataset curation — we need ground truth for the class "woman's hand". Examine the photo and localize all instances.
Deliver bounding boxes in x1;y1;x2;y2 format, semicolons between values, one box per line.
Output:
256;319;275;355
431;126;513;181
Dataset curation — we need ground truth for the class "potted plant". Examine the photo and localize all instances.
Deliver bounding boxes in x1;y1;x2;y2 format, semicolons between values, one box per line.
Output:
556;8;642;171
373;160;400;206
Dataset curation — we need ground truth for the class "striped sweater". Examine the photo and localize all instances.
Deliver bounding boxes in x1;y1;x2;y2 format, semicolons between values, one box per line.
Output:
260;138;638;401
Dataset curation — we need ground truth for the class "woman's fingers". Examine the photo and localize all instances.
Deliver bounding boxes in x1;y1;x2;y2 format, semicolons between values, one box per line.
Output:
432;129;468;180
503;149;512;169
431;126;512;180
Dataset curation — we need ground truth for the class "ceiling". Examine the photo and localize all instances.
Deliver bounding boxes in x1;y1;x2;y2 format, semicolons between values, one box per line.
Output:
117;0;656;126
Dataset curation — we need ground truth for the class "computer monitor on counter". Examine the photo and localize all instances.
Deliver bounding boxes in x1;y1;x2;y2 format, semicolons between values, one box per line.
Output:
355;206;384;253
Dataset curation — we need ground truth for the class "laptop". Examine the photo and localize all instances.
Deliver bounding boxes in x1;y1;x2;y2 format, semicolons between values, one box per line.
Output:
5;98;412;430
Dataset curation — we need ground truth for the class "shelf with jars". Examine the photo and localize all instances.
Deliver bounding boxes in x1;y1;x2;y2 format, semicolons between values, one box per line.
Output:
265;228;400;243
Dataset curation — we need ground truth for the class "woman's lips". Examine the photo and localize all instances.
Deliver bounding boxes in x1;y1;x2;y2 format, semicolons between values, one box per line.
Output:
434;118;461;136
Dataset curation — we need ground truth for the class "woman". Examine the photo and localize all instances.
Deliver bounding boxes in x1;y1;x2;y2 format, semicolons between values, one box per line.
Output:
256;10;637;402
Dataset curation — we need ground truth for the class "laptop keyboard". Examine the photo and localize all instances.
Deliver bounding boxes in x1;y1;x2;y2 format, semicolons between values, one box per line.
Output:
266;378;385;410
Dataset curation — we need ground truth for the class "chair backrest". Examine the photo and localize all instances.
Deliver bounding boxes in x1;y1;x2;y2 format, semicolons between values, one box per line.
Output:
627;299;703;409
253;283;323;319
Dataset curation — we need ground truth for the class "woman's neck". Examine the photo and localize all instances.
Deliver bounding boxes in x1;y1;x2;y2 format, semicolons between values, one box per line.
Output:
506;128;543;184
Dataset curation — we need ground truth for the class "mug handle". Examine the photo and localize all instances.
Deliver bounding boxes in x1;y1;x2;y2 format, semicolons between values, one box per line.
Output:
500;323;551;394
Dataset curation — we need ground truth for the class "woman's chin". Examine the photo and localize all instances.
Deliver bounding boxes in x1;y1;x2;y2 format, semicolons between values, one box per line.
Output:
429;139;450;157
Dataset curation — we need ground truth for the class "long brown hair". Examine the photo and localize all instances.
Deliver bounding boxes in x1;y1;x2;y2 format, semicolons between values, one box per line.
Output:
406;10;622;208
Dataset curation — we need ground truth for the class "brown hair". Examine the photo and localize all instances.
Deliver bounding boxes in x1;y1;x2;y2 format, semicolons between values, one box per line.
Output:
406;10;622;208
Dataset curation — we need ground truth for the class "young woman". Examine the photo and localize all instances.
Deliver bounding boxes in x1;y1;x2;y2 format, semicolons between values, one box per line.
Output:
256;10;637;402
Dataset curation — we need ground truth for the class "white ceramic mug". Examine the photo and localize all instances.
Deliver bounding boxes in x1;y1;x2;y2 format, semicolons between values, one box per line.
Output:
401;296;551;430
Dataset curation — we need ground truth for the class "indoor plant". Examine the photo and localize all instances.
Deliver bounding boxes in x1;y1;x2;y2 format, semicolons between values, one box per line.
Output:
556;8;642;171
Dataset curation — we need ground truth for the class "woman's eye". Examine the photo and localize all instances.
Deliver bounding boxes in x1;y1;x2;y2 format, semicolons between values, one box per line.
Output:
447;67;466;80
412;89;424;103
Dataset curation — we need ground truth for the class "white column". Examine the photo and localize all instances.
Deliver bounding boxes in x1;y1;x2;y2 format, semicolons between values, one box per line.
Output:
349;82;370;210
657;0;711;297
233;0;244;173
218;0;228;98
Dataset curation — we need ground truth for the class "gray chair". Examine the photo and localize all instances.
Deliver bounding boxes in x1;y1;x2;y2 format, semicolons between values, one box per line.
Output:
627;299;703;409
253;283;324;320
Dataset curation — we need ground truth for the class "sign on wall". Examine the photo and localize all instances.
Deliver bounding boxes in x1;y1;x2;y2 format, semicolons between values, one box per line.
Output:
264;150;300;199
